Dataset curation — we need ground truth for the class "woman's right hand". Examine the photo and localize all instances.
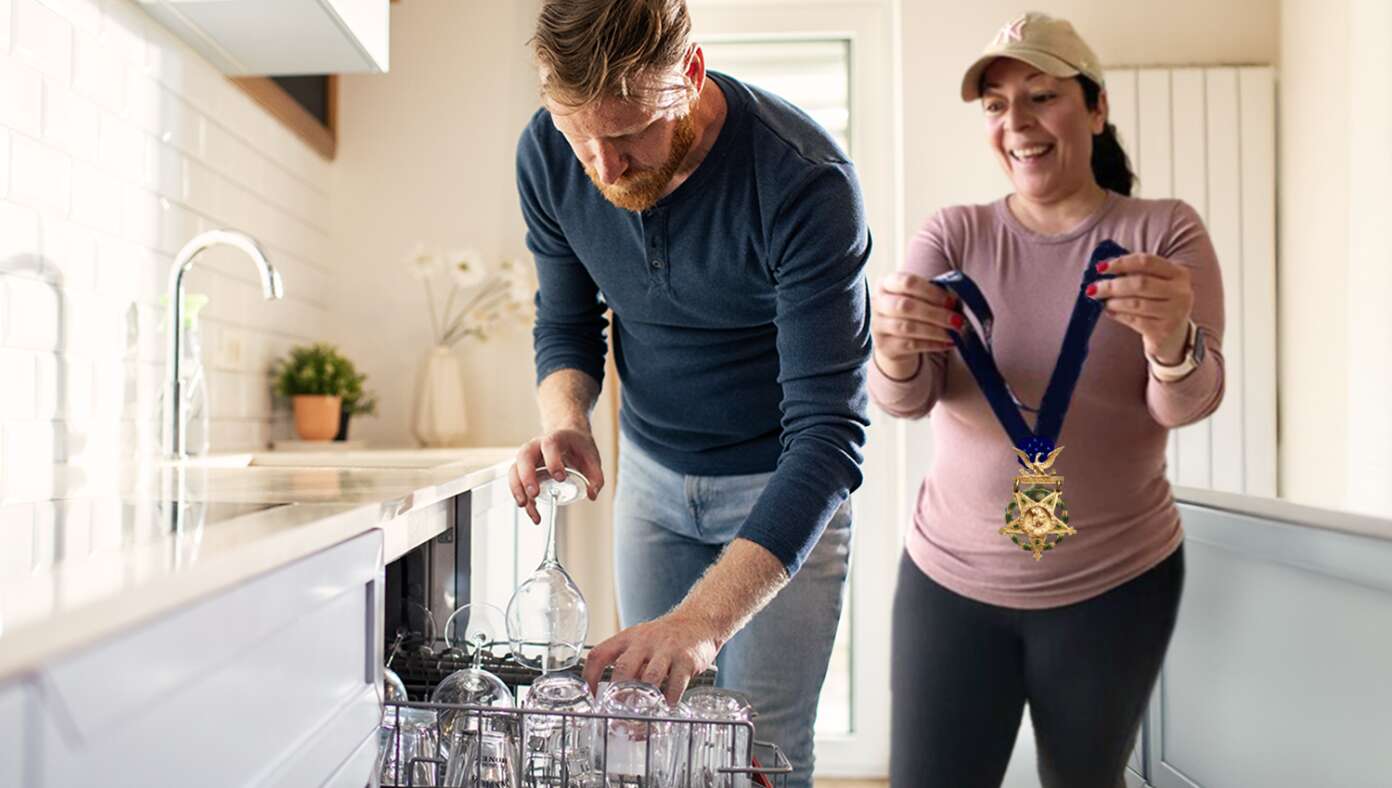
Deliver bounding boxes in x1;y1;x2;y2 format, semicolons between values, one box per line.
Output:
508;427;604;524
871;271;962;379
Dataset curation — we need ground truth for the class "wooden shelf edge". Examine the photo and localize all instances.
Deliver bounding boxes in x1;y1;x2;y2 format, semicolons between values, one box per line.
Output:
229;75;337;161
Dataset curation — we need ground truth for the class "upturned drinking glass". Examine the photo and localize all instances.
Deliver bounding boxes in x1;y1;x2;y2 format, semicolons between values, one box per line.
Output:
507;468;590;673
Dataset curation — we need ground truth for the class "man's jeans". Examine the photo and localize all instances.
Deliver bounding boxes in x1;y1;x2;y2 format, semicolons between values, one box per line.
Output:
613;432;853;788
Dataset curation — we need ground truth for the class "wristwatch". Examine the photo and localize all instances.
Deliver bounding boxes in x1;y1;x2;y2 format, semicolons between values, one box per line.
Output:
1148;320;1205;383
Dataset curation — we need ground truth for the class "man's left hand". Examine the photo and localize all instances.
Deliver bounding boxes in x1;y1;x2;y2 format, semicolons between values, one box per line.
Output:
583;609;723;707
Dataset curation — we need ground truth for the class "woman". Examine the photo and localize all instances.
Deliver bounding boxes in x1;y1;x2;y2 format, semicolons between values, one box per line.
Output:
871;12;1224;787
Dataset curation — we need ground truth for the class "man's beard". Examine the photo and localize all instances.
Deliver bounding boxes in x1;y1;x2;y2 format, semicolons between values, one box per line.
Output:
586;112;697;213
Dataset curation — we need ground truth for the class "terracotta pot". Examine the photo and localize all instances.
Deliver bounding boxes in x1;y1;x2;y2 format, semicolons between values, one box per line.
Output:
292;395;342;441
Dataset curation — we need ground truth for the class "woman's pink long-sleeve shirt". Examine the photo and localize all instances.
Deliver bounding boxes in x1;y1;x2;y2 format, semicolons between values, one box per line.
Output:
870;193;1224;608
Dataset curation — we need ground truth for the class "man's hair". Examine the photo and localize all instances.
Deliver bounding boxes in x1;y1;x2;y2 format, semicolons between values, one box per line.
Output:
532;0;694;110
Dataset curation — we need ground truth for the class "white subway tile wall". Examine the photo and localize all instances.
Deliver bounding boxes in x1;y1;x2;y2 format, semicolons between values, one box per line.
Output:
0;0;335;469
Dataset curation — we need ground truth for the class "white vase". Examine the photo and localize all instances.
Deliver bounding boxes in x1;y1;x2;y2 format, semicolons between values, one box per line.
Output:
414;345;469;447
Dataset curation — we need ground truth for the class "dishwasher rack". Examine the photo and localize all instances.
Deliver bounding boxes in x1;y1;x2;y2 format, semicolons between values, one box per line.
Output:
379;700;790;788
380;643;788;787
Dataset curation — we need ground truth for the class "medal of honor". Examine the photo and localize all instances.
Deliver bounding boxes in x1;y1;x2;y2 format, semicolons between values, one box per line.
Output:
1003;446;1074;560
933;240;1126;559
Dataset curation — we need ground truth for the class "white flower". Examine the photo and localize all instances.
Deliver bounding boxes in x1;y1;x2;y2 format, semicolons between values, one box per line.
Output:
405;243;441;280
448;248;488;289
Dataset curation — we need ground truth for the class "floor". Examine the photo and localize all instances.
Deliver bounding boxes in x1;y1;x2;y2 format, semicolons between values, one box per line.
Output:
814;703;1045;788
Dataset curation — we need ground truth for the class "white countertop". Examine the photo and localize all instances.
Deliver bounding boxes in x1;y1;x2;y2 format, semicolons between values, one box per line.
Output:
0;447;516;683
1175;486;1392;543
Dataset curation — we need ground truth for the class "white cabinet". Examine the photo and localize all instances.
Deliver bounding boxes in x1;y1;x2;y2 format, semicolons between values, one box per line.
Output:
137;0;390;75
0;678;35;787
35;529;384;787
470;477;528;611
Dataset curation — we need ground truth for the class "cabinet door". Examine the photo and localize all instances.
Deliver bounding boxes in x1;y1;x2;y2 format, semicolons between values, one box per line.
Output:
0;678;35;787
136;0;390;74
37;530;383;787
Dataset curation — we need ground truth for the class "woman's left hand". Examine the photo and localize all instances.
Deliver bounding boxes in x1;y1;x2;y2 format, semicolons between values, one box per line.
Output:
1087;253;1194;364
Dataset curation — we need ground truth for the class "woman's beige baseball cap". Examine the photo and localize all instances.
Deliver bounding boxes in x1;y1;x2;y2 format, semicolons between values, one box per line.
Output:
960;12;1105;102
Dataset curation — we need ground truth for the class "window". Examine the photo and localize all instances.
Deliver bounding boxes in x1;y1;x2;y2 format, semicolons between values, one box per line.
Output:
702;39;852;154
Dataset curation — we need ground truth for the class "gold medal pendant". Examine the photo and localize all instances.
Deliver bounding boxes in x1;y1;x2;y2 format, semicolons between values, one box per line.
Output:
1002;446;1075;560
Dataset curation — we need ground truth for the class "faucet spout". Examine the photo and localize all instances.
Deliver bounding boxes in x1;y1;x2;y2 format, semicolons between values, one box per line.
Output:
163;230;284;460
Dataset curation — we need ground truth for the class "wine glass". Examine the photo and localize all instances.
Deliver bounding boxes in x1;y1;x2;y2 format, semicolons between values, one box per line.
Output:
507;467;590;673
383;667;409;704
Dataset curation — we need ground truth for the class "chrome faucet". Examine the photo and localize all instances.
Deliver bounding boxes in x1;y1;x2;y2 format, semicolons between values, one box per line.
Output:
163;230;284;459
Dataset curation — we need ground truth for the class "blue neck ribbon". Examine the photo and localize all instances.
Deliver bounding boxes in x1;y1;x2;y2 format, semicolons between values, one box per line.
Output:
930;240;1127;461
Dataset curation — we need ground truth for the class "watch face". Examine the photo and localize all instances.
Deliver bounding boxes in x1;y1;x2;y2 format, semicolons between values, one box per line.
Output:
1192;326;1206;363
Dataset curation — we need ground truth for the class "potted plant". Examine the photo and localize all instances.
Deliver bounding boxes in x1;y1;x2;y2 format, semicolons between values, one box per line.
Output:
272;343;364;442
337;369;378;441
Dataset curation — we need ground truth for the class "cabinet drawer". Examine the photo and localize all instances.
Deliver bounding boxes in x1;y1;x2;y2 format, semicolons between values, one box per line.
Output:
0;678;36;787
38;530;382;787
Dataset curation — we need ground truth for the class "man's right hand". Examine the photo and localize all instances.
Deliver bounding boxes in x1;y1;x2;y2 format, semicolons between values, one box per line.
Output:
508;427;605;523
870;271;961;379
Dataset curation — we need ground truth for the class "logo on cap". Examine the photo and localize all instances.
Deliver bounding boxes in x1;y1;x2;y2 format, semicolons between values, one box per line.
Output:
993;14;1028;46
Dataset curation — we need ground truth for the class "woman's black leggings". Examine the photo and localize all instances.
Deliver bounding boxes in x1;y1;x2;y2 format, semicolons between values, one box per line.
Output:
890;546;1185;788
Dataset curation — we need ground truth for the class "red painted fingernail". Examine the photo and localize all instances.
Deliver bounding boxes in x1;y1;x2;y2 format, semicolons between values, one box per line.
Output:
951;314;964;329
1086;284;1099;297
1097;261;1110;273
945;295;957;309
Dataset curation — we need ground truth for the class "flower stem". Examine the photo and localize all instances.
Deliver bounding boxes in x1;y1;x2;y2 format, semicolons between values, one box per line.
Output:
421;276;441;343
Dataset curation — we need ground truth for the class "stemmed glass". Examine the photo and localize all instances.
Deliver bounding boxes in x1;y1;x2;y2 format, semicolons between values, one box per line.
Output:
507;467;590;673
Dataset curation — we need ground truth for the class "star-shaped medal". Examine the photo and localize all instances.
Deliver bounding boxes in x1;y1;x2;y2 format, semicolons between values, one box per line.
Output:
1002;446;1075;560
1003;487;1075;560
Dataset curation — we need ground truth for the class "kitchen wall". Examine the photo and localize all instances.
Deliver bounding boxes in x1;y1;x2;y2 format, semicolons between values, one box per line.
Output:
0;0;333;475
1279;0;1391;516
330;0;544;453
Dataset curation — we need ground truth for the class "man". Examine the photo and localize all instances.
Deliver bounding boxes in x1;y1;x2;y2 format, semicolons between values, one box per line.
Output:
509;1;870;783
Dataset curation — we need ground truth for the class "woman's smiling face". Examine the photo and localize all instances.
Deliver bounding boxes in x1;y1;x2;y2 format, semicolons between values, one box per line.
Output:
980;58;1107;203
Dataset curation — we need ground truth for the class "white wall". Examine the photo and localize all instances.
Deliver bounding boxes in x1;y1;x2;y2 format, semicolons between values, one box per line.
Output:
331;0;543;451
0;0;335;475
1343;0;1392;511
1278;0;1349;510
1277;0;1392;516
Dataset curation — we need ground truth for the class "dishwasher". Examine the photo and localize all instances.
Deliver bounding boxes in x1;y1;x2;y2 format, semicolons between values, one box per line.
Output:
376;472;791;788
